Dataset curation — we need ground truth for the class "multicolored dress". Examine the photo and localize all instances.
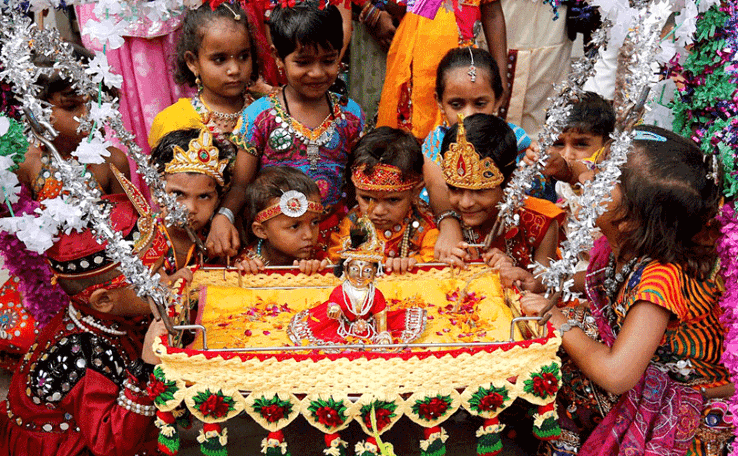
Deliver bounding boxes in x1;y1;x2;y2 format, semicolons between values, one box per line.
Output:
546;237;733;456
463;197;564;269
234;90;365;245
326;204;439;264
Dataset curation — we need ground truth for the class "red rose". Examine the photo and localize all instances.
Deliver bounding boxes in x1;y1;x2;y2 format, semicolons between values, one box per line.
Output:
199;394;230;418
262;404;286;423
315;406;344;427
533;373;558;397
417;397;450;420
478;393;505;411
364;407;393;431
146;379;168;399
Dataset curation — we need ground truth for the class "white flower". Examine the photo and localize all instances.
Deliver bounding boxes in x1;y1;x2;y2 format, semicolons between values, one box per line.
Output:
86;52;123;89
0;169;21;205
89;100;118;125
40;197;85;234
0;116;9;136
674;0;698;46
0;214;56;253
83;18;129;50
72;133;112;165
93;0;125;17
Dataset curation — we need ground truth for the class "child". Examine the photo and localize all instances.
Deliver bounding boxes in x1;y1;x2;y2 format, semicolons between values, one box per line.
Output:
421;47;532;262
0;180;178;455
441;114;563;290
148;1;260;149
208;0;366;258
235;166;328;275
327;127;439;273
16;44;131;201
149;128;232;270
520;126;732;455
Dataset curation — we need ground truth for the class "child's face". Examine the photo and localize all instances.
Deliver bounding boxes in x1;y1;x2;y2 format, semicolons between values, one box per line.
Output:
355;188;415;234
448;186;504;229
255;195;322;261
186;17;253;103
437;67;498;126
551;129;605;162
164;173;220;233
278;44;340;101
49;88;89;153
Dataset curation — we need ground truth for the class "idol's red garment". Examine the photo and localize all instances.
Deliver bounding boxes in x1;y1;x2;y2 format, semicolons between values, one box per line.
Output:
0;305;158;456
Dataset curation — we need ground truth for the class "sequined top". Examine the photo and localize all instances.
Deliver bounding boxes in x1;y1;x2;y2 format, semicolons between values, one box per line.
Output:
0;305;158;455
32;153;103;201
233;90;365;209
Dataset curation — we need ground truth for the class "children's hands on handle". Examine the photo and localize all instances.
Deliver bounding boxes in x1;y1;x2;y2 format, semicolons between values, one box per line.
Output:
483;248;514;269
141;319;168;365
206;214;240;258
498;266;542;293
296;258;329;275
235;255;265;275
384;257;417;274
442;241;472;269
519;292;566;328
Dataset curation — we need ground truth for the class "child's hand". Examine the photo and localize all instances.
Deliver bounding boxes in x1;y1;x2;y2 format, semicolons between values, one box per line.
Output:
519;293;566;328
498;266;542;293
295;258;329;275
162;267;194;288
442;241;472;269
435;225;464;264
384;257;417;274
235;256;265;275
141;319;168;365
482;248;515;270
206;215;240;258
523;146;572;182
521;141;540;166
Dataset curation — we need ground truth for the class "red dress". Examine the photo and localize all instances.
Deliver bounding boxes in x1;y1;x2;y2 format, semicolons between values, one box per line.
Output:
288;282;426;346
0;305;158;456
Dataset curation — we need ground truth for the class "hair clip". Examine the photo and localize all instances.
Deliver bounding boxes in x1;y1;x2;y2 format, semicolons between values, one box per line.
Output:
633;130;667;142
221;2;241;20
467;47;477;83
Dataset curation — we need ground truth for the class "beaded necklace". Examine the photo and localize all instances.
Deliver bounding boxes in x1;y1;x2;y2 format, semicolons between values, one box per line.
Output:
270;87;341;172
68;304;127;336
191;94;251;134
601;253;651;326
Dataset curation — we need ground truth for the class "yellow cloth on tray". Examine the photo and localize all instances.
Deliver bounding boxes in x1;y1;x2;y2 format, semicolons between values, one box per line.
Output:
191;268;520;350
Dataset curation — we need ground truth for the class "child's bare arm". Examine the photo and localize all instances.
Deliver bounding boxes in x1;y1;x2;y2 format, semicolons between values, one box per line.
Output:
521;294;670;395
424;158;464;261
206;150;258;257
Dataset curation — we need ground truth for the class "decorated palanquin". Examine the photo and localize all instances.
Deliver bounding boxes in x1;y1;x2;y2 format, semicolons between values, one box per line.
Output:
149;264;563;456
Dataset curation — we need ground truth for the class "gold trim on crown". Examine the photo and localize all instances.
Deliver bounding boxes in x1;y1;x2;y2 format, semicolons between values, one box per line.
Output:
339;215;385;264
165;129;228;186
441;114;504;190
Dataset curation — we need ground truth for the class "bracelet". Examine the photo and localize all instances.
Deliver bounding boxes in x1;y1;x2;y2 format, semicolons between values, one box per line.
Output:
217;207;235;225
117;389;157;416
558;319;583;335
366;8;382;28
358;2;375;23
434;210;461;227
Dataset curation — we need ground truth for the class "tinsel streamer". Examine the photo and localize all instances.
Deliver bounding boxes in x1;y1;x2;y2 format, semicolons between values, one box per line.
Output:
493;21;610;241
530;1;672;302
0;186;68;325
717;202;738;455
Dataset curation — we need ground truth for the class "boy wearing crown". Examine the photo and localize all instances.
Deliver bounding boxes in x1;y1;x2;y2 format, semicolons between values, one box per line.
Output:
327;127;439;274
0;171;182;455
289;215;426;346
440;114;563;292
149;128;232;270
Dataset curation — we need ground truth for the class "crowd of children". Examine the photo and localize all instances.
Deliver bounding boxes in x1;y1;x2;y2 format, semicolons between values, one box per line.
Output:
0;0;735;454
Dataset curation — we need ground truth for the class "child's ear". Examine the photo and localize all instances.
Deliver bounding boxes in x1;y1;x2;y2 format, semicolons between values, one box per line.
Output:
270;45;284;69
88;288;115;314
252;221;268;240
184;51;199;78
412;180;425;199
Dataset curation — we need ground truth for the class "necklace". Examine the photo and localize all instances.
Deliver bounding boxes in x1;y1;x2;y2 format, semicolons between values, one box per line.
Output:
196;95;245;121
603;253;649;301
68;304;127;336
276;86;338;172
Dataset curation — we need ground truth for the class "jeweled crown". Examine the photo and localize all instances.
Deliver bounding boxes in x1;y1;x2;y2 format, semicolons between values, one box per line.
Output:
441;114;504;190
165;129;228;186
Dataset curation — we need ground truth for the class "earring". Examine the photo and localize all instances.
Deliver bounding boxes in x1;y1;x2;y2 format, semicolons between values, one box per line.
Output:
195;76;203;94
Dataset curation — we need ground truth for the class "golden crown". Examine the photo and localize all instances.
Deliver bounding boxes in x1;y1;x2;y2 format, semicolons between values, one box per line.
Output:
441;114;504;190
339;215;385;264
165;129;228;186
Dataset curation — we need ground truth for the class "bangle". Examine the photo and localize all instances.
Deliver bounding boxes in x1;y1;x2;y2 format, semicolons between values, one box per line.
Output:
558;319;582;335
358;2;375;23
435;210;461;227
217;207;235;225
